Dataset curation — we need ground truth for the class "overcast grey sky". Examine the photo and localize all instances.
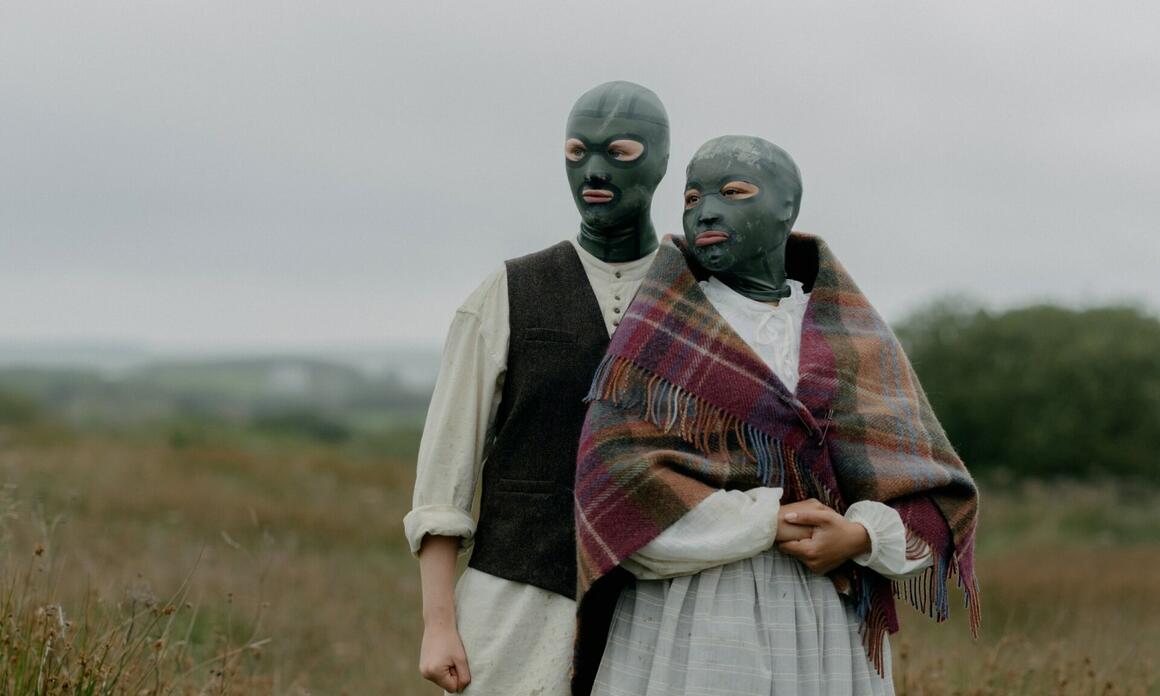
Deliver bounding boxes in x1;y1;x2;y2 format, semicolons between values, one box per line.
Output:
2;1;1157;351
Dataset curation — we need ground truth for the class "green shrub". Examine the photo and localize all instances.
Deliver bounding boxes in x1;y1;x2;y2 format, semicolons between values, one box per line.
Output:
896;300;1160;482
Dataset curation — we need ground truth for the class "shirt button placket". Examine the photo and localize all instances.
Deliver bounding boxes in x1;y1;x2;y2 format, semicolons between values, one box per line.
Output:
611;270;625;329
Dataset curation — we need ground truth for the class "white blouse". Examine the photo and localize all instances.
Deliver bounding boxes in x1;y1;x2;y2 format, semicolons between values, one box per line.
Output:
624;277;932;581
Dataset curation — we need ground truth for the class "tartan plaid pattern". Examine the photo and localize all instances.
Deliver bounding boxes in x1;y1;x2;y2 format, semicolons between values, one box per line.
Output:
575;234;980;674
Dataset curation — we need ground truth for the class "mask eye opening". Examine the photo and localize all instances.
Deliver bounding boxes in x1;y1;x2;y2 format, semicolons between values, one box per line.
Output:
607;139;645;163
720;180;759;200
565;137;588;163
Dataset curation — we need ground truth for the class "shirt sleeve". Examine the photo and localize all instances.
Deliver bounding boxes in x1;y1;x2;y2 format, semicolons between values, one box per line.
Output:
402;268;508;557
845;500;933;580
622;487;783;580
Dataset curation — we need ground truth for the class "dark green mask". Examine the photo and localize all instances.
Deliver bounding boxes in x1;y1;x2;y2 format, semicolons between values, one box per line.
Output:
566;81;669;262
682;135;803;301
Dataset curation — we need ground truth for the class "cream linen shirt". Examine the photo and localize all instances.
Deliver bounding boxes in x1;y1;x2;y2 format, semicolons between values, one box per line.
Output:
404;239;657;696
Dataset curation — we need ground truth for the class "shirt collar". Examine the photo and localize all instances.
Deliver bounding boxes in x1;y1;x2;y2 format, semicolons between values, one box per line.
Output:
703;275;809;314
569;237;658;279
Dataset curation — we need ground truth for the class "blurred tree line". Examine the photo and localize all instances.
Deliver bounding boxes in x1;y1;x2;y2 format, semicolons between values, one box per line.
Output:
2;301;1158;483
896;299;1160;482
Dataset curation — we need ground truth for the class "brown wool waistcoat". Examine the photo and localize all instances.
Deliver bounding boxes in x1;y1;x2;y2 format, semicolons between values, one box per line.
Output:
467;241;610;598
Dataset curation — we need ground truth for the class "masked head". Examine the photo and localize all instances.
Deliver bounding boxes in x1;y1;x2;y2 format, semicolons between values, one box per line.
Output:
682;136;803;293
565;81;669;236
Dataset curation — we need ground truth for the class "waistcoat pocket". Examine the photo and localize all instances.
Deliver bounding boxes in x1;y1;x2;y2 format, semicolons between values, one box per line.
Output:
494;477;557;495
523;327;577;344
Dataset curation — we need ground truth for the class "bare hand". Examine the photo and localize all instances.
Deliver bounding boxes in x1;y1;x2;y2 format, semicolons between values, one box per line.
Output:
776;499;871;575
776;506;814;542
419;622;472;693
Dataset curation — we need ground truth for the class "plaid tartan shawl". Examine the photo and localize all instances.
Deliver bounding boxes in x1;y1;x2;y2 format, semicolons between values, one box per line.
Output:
573;233;979;688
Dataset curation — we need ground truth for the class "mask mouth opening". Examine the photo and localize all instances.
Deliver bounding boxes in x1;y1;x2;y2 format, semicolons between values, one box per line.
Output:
578;182;621;206
694;230;731;247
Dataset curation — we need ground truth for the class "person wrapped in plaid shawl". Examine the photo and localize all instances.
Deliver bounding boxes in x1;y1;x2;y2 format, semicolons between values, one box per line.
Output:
573;136;979;696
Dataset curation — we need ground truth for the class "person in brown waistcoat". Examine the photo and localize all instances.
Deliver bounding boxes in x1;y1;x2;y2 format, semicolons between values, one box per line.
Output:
404;81;670;695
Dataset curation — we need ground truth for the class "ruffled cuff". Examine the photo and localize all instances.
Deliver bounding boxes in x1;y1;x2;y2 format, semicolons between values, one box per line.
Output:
845;500;932;580
402;505;476;557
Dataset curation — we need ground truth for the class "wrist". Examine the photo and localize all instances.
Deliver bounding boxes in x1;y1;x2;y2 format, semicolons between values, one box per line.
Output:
422;603;457;627
844;519;872;558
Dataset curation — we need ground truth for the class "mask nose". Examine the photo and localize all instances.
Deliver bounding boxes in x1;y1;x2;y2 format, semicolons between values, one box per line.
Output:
697;197;725;229
697;213;722;231
581;163;612;189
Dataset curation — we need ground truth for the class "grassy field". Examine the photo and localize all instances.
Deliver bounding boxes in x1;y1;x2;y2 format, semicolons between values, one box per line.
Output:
0;423;1157;695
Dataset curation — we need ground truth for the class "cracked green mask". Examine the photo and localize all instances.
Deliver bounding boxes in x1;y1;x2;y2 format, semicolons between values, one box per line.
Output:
682;136;803;302
566;81;669;263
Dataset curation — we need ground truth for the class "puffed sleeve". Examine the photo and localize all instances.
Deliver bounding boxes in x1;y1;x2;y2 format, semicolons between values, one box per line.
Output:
402;268;508;556
622;487;783;579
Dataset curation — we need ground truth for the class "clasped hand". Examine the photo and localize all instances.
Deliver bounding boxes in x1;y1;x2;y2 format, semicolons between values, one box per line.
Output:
774;498;871;575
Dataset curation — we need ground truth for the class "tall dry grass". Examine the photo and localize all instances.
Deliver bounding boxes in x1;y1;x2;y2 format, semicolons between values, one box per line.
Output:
1;427;422;694
1;425;1157;694
0;542;270;694
894;483;1160;696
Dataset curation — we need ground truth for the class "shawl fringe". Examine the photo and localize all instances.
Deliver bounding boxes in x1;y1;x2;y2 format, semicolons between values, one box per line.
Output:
586;354;796;489
586;353;982;674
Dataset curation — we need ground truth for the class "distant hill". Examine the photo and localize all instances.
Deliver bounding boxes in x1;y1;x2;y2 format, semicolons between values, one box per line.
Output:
0;346;440;434
0;341;441;388
0;340;152;374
